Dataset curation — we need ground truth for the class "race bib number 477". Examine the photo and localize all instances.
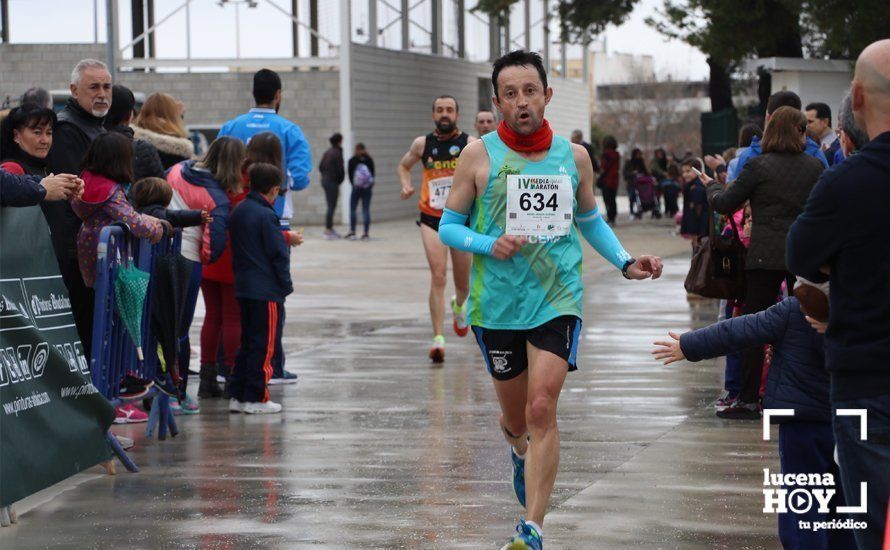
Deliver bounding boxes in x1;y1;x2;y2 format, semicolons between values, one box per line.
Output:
505;175;574;237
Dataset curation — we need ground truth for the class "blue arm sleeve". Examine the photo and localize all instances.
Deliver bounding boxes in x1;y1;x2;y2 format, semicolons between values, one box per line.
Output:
575;207;633;270
438;208;497;256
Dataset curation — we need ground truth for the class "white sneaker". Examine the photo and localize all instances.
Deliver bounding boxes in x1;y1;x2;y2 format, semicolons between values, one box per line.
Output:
242;400;283;415
228;398;244;413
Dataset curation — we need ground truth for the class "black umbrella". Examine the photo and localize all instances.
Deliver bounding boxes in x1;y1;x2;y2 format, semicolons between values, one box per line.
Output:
150;252;192;391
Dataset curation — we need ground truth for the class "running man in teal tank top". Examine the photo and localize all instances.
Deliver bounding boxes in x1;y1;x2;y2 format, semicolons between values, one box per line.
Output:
439;51;664;550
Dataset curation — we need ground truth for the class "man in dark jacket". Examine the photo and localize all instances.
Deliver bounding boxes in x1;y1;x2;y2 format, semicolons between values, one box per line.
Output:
45;59;112;358
227;163;297;415
318;132;345;238
105;85;164;181
786;39;890;550
653;288;856;550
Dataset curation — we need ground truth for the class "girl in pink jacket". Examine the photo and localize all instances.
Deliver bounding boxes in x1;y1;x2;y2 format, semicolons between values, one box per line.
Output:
71;133;165;287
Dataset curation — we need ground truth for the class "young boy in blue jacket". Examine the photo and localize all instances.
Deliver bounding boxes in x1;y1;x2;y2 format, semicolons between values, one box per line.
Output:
227;163;301;415
653;281;856;550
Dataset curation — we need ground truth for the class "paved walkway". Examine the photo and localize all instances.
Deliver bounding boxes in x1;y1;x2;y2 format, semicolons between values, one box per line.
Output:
1;218;780;549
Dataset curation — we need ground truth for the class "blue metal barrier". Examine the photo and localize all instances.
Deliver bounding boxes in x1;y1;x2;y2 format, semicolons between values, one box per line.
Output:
91;226;184;471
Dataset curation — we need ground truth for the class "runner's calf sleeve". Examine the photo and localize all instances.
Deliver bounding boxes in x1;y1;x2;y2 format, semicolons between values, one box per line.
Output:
438;208;497;256
576;207;633;270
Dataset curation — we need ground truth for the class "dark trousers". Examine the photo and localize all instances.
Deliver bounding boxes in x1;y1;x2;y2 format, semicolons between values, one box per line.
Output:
272;307;286;378
662;184;680;216
350;187;373;235
177;260;202;392
228;299;283;403
322;180;340;230
62;257;95;362
778;422;857;550
739;269;796;402
602;186;618;224
724;301;742;396
833;395;890;550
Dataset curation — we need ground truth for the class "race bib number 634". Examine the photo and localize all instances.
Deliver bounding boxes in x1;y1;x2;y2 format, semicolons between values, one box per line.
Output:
505;175;574;237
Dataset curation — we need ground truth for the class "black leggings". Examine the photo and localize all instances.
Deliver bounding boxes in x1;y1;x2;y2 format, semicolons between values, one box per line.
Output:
322;180;340;230
739;269;796;402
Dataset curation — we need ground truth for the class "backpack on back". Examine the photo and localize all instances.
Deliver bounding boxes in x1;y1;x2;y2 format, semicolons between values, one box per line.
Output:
353;163;374;189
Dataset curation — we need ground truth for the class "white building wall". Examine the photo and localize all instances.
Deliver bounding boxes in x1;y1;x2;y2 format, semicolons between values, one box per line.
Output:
547;77;593;139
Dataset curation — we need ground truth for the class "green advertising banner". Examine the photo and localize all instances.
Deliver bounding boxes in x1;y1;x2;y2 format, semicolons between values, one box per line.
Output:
0;204;115;507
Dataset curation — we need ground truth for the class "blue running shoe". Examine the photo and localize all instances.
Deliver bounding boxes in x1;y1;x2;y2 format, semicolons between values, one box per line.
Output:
511;448;526;507
500;519;543;550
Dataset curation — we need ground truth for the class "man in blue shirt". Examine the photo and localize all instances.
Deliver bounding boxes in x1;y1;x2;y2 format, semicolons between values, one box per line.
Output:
218;69;312;226
218;69;310;384
726;91;829;181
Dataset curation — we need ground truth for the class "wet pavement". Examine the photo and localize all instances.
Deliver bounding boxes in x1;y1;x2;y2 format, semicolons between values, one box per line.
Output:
2;218;780;549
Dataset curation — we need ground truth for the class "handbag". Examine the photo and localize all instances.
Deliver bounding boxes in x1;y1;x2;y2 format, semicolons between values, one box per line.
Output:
684;210;747;299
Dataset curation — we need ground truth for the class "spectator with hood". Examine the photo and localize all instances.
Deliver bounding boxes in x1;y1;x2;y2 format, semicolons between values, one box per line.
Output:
134;92;195;169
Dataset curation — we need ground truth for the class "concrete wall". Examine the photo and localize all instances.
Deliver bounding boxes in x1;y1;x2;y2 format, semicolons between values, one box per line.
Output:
0;43;339;225
349;44;487;222
547;77;592;139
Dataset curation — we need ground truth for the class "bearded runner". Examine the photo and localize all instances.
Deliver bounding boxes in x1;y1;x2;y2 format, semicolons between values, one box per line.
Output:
397;95;478;363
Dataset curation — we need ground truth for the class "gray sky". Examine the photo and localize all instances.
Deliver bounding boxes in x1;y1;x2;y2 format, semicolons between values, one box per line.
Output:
6;0;708;80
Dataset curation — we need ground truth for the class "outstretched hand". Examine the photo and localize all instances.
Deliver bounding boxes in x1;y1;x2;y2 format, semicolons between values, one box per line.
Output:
652;331;685;365
626;255;663;280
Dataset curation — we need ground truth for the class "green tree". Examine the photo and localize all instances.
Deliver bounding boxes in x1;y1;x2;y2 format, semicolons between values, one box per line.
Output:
647;0;803;112
801;0;890;59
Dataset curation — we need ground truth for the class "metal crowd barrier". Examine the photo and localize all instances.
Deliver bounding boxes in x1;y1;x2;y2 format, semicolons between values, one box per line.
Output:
91;225;183;472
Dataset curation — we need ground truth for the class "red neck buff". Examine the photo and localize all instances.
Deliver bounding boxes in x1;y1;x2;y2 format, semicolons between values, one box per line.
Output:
497;119;553;153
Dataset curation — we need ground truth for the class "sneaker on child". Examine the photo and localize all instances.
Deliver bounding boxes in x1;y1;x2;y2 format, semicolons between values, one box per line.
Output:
242;400;283;415
119;376;152;400
114;404;148;424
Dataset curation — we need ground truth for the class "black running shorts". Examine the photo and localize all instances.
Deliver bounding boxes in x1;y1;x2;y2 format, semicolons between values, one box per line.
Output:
416;212;442;231
471;316;582;381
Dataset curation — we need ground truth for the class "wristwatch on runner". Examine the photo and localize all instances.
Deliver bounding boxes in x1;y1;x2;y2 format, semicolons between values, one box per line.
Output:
621;258;636;279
